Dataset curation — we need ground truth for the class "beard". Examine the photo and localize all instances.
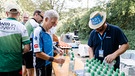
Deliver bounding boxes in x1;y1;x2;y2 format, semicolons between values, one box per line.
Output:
96;25;104;32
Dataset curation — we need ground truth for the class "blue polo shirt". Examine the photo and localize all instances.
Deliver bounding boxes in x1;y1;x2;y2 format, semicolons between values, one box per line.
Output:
88;23;128;68
33;26;53;68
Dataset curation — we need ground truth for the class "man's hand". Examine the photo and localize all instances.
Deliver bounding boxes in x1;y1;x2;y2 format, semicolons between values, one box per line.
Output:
54;57;65;64
105;53;117;63
59;49;64;56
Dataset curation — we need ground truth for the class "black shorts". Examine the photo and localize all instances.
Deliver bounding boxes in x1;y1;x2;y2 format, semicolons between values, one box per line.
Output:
22;51;34;68
36;64;52;76
0;68;22;76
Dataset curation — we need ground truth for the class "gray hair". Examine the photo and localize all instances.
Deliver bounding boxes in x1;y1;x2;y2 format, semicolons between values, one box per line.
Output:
44;10;59;20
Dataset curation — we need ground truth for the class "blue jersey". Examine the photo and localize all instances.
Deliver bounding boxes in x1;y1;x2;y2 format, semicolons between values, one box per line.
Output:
88;23;128;68
33;26;53;68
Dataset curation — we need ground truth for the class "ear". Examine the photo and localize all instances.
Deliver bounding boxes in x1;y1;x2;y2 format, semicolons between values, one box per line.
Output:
45;17;49;22
35;13;38;16
17;12;20;16
6;12;9;16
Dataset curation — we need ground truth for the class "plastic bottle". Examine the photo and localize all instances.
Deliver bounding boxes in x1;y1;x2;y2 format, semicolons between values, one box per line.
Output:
103;59;116;69
59;53;66;67
84;69;91;76
68;48;73;57
69;57;75;76
83;60;89;76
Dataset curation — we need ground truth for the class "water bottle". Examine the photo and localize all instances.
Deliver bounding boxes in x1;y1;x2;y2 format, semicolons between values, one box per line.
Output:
83;60;89;76
59;53;66;67
103;59;116;69
69;57;75;76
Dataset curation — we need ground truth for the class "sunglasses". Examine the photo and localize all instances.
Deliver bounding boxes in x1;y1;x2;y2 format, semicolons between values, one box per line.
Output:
38;14;43;19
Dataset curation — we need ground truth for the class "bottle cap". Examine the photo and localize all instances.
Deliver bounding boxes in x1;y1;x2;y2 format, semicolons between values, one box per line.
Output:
98;60;101;64
102;62;105;66
120;72;125;76
111;66;114;70
110;69;113;73
85;63;89;66
103;70;107;74
101;73;104;76
70;58;73;61
71;52;74;55
93;68;96;71
114;72;118;76
91;58;94;62
63;53;66;56
91;63;95;66
97;70;101;75
70;48;73;51
95;65;98;68
91;71;95;76
108;73;112;76
87;69;91;73
86;59;89;62
99;67;102;71
95;58;98;62
105;67;108;71
116;68;119;73
72;55;74;58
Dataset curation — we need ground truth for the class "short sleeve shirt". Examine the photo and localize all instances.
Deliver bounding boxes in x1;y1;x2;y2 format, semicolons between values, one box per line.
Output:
88;23;128;66
0;18;30;72
33;26;53;68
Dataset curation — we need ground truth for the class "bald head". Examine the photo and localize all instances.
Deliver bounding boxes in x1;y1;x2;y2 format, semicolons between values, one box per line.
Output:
22;13;29;24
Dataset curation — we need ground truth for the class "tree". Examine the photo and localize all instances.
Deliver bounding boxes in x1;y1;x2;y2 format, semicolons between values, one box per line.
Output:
17;0;36;14
33;0;66;19
106;0;135;30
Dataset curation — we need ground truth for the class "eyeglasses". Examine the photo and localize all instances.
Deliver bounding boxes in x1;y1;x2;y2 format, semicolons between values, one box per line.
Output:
38;14;43;19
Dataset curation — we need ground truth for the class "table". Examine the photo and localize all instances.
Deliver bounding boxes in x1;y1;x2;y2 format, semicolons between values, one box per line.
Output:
52;55;84;76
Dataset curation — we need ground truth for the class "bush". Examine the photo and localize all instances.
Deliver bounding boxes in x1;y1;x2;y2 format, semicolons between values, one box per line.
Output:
123;30;135;50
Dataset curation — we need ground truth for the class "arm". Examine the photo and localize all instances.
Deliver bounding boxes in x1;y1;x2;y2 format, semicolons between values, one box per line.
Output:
36;52;65;64
105;43;129;63
113;43;129;58
88;46;94;59
23;44;30;53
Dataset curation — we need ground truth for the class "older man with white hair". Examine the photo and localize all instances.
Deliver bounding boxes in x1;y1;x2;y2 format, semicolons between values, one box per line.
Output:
33;10;65;76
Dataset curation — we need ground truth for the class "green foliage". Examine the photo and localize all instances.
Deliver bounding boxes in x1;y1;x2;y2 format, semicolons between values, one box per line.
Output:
57;7;106;40
57;0;135;49
106;0;135;30
123;30;135;50
34;0;53;10
17;0;36;14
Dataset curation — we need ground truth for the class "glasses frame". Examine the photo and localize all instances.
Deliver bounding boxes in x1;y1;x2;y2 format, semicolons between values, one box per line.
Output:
38;13;43;19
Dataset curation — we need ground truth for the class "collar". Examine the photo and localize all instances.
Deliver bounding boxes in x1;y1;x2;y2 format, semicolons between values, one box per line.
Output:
30;19;39;27
32;18;38;23
40;26;46;32
105;23;110;32
7;17;17;20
